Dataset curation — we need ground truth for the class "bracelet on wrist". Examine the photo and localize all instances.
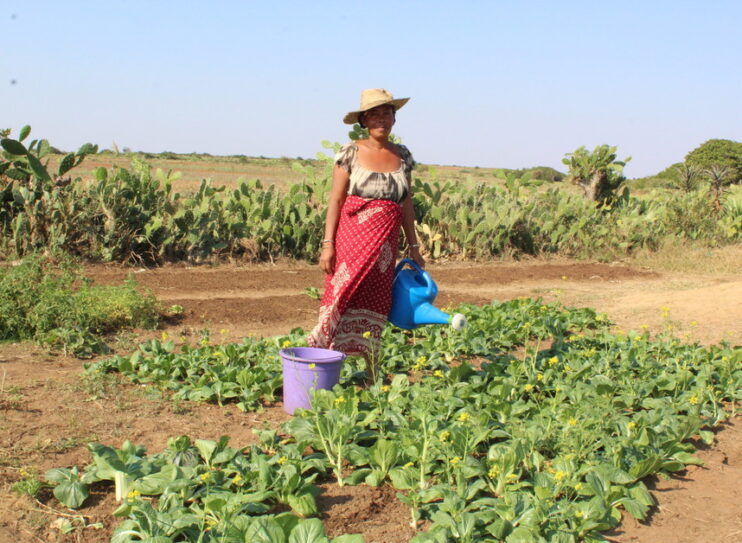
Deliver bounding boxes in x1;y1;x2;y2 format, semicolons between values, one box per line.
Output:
321;239;334;245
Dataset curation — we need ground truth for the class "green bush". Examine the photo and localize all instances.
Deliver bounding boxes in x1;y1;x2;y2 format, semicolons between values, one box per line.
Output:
686;139;742;184
2;126;740;266
0;255;159;356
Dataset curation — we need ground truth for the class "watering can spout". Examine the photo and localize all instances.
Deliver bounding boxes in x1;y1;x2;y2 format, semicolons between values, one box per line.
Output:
415;303;468;330
388;259;468;331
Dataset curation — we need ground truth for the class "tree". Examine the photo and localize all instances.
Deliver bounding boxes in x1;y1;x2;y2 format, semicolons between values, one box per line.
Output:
672;163;700;193
704;164;732;215
562;145;631;203
685;139;742;184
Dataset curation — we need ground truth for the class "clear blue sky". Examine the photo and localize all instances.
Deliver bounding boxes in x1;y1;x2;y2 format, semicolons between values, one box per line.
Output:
3;1;741;178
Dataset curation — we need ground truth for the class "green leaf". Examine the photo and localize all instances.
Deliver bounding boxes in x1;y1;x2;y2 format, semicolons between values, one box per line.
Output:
95;166;108;181
672;452;704;466
370;439;398;471
289;518;329;543
246;517;288;543
133;464;180;495
53;480;89;509
44;467;74;483
287;491;318;517
26;153;51;182
506;526;540;543
58;153;76;176
37;139;50;158
389;467;417;490
195;438;217;463
1;138;28;155
615;497;649;520
19;125;31;142
5;167;28;180
87;443;127;479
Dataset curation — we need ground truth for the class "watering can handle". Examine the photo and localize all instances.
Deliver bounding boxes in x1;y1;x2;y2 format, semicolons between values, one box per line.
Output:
394;258;435;298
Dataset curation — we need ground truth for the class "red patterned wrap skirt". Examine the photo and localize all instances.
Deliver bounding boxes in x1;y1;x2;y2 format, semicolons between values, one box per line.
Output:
307;195;403;356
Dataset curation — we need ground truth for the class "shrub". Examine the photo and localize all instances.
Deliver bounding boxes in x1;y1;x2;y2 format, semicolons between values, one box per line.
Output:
686;139;742;184
0;255;160;357
562;145;631;202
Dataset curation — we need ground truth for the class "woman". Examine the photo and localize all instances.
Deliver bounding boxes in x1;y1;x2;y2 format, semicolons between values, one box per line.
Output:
307;88;425;358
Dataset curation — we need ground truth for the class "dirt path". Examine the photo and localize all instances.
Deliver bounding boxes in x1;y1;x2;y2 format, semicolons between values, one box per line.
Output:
1;259;739;542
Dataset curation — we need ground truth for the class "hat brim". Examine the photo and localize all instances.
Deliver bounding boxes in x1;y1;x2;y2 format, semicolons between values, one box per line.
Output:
343;97;409;125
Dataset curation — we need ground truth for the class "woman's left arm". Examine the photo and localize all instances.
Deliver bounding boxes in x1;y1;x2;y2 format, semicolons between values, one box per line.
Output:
401;193;425;268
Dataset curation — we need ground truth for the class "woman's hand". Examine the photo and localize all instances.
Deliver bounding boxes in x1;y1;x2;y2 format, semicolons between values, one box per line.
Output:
319;245;336;275
409;246;425;268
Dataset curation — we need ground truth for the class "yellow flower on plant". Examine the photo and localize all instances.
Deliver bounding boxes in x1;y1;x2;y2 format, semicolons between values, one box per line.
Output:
567;417;578;427
574;482;583;491
200;338;209;346
362;331;372;339
19;467;30;477
548;356;559;366
627;421;636;430
381;385;390;393
450;456;461;466
282;340;291;348
689;394;699;405
458;412;471;422
524;383;534;392
575;510;584;519
564;364;572;372
199;472;211;482
127;489;141;499
554;470;568;482
488;466;500;478
536;373;544;381
433;370;444;378
232;474;243;485
334;397;346;406
161;332;169;342
308;363;316;369
413;355;428;370
439;430;451;442
277;456;288;465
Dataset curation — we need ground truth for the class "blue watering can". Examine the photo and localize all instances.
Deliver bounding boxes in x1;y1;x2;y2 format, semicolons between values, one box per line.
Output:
388;259;467;330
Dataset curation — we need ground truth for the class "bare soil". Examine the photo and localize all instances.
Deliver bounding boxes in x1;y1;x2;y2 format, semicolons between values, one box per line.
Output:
1;259;740;543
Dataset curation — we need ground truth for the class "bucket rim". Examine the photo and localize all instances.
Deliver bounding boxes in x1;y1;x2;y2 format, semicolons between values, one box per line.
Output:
279;347;346;364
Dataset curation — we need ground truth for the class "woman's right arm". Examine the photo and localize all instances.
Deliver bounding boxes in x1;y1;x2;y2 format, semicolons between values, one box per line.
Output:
319;164;350;274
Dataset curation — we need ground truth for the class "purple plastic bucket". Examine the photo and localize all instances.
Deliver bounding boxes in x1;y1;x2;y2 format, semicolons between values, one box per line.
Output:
280;347;345;414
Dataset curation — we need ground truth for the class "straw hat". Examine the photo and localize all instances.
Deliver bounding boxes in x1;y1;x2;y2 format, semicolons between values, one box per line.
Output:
343;88;410;125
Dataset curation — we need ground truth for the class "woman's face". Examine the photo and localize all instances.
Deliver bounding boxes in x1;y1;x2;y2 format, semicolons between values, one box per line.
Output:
361;105;396;135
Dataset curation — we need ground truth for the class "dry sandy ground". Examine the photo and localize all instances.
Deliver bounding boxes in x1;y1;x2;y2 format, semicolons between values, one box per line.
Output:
0;259;739;542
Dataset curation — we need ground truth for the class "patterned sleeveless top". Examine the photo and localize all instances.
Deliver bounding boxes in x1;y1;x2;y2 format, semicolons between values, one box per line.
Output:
334;142;415;203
